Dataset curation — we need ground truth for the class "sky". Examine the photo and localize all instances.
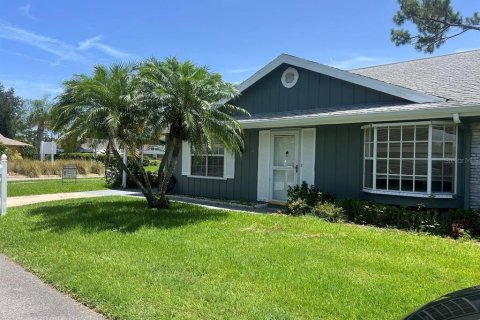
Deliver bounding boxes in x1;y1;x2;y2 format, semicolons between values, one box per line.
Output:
0;0;479;99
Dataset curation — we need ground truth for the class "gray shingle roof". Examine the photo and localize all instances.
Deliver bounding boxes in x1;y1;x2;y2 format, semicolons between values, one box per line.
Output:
238;50;480;125
351;50;480;104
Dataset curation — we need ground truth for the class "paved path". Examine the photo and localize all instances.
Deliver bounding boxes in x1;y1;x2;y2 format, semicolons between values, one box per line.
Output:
0;254;105;320
8;189;142;208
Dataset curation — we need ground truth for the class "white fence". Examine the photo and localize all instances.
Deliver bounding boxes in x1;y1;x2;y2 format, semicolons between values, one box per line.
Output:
0;154;7;215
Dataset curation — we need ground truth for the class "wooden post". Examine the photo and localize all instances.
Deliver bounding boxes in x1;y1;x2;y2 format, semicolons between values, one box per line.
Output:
1;154;7;215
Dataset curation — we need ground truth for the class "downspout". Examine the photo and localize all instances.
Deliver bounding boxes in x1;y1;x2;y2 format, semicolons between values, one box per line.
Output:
463;122;472;209
453;113;471;209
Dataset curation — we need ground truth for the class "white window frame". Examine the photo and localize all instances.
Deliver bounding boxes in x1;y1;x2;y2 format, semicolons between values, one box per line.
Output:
188;143;227;180
361;121;458;199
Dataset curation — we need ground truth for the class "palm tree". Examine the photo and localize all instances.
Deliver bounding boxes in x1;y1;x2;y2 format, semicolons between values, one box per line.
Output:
27;96;52;159
52;59;248;209
139;57;248;207
51;63;160;206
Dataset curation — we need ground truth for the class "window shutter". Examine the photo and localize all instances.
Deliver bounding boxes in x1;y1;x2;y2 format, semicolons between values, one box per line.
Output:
224;150;235;179
300;128;316;186
257;130;271;201
181;141;191;176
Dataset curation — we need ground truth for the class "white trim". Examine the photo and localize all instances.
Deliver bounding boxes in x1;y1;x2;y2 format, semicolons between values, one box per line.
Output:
239;104;480;129
281;67;299;88
257;130;271;201
363;189;454;199
362;122;458;198
181;141;191;176
186;175;228;181
232;54;444;104
269;130;300;202
361;120;455;129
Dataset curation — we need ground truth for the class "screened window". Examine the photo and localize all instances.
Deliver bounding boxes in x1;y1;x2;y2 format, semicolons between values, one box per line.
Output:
363;122;457;196
190;142;225;178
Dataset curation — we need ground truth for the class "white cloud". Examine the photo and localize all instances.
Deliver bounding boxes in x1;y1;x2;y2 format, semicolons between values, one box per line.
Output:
327;56;387;70
78;35;137;60
454;47;480;53
0;48;51;64
228;66;259;74
18;3;36;20
0;22;137;65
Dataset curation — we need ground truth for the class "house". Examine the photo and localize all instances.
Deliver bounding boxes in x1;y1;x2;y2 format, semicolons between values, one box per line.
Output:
173;50;480;209
0;134;30;152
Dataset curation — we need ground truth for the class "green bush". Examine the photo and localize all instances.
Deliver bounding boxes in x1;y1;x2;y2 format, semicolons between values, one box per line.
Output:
20;146;37;159
285;181;480;240
287;198;310;216
58;153;96;161
314;202;345;222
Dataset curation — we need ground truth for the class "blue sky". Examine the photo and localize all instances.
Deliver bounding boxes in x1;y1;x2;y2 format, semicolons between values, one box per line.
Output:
0;0;478;99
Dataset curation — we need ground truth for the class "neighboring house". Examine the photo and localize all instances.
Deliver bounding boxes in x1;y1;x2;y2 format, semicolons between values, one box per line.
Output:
141;145;165;161
174;50;480;209
0;134;30;152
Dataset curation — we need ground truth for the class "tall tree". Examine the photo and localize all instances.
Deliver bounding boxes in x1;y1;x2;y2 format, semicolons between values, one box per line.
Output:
27;96;52;159
51;60;247;209
0;83;24;138
139;57;248;206
391;0;480;53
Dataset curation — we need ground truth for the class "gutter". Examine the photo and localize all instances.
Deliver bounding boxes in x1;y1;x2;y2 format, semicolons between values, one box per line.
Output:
238;104;480;129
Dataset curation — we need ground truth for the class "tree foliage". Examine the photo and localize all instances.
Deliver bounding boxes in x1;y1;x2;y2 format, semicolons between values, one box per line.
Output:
26;96;53;159
0;83;25;138
51;59;248;209
391;0;480;53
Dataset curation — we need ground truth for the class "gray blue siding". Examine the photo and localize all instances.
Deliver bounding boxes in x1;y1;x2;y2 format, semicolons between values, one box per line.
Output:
173;123;465;208
231;64;409;115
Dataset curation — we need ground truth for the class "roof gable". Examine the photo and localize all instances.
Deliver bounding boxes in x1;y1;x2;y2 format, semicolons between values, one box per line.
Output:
232;63;410;115
236;54;445;104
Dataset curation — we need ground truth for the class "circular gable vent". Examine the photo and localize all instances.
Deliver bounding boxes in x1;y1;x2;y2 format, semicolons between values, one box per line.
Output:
281;67;299;88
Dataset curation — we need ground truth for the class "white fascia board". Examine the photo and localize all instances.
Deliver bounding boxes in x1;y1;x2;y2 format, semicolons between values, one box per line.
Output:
239;105;480;129
235;54;445;104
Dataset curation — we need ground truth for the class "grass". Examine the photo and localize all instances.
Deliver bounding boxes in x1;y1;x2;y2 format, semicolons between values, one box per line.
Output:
143;165;158;173
8;178;109;197
0;197;479;319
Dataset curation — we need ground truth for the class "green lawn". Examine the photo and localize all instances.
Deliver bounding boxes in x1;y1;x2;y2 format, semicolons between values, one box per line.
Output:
143;165;158;173
0;197;479;319
8;178;109;197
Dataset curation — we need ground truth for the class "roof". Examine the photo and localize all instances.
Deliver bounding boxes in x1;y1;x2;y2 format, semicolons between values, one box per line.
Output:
351;49;480;105
0;134;30;147
232;54;444;104
236;50;480;129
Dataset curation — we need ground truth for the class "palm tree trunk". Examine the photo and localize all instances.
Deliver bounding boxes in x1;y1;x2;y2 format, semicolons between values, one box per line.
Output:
158;137;181;198
36;125;44;160
157;133;173;190
108;138;162;208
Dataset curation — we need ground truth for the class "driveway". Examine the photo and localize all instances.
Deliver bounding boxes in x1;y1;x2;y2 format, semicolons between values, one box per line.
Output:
0;254;105;320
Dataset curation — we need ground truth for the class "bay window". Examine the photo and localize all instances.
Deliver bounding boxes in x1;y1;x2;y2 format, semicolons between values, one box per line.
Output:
363;122;457;197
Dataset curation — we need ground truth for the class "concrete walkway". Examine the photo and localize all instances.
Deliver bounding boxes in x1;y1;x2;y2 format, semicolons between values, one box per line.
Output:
0;254;105;320
8;189;142;208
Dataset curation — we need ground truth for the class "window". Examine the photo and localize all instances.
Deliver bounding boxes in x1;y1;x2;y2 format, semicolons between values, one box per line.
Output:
190;142;225;178
281;67;299;88
363;122;457;197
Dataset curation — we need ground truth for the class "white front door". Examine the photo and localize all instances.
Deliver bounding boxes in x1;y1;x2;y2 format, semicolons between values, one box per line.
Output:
270;132;299;202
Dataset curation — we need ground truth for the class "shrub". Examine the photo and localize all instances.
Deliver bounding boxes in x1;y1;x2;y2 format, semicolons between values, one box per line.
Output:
8;160;105;178
287;198;310;216
57;153;96;161
314;202;345;222
287;182;317;207
20;146;37;159
284;182;480;241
